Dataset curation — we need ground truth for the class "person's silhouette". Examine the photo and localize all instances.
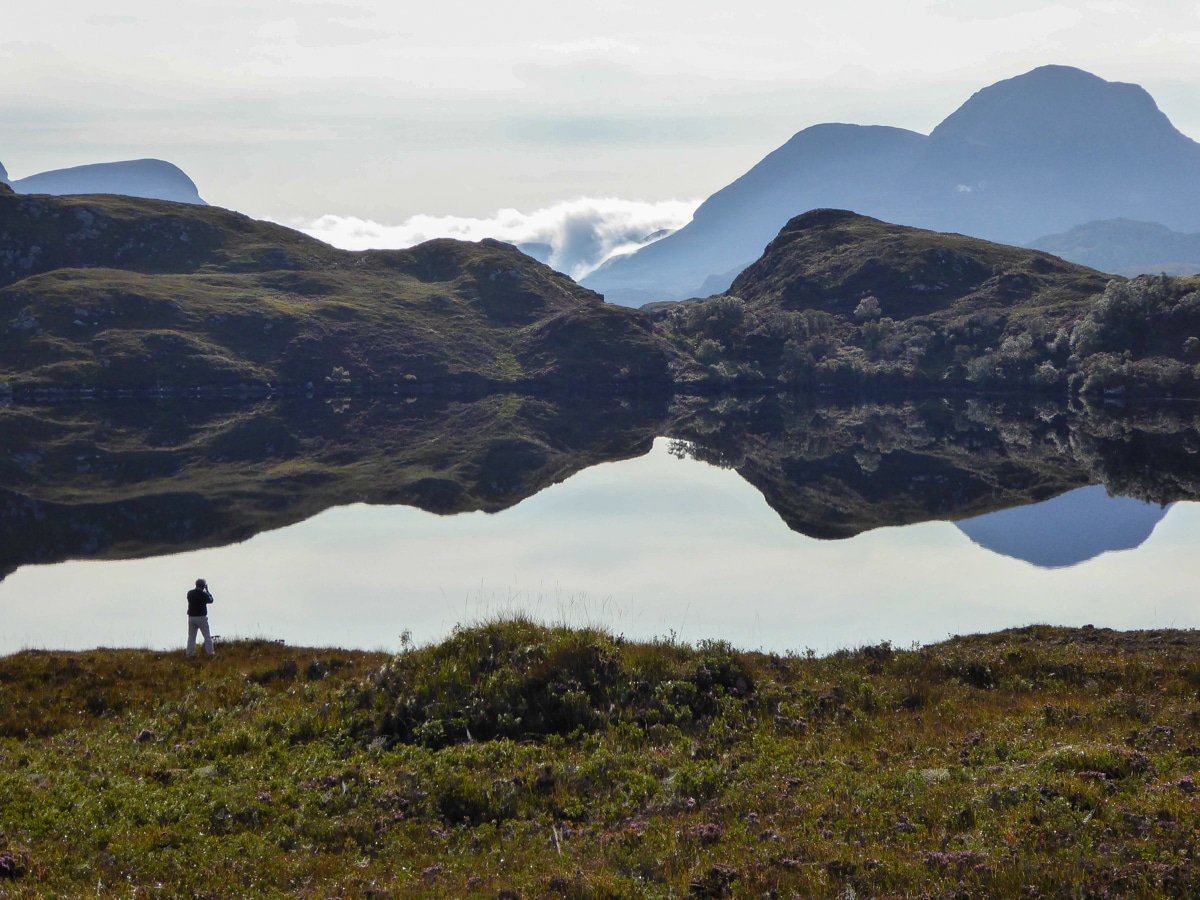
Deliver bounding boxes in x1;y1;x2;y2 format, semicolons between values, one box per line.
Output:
186;578;215;658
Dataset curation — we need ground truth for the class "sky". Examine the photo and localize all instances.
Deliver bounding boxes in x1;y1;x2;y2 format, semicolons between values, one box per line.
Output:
3;1;1200;264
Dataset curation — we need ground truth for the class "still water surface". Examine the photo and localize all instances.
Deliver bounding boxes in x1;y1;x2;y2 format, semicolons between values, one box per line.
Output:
2;438;1194;656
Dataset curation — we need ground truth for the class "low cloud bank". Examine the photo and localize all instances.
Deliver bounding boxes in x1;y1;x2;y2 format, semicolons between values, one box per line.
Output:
291;197;700;280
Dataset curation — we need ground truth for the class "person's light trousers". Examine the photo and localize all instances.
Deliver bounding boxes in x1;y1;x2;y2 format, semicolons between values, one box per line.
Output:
187;616;214;657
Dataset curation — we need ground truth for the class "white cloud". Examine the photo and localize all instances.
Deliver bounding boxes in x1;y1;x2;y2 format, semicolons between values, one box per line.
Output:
85;15;138;26
536;36;640;55
6;0;1200;218
289;196;700;279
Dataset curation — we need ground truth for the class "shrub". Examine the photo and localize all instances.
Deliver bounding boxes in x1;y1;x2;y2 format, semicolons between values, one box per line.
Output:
1071;276;1170;356
695;339;723;365
366;621;756;748
854;295;882;320
672;296;746;338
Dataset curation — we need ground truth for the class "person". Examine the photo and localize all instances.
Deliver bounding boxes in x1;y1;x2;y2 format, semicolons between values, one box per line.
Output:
186;578;215;658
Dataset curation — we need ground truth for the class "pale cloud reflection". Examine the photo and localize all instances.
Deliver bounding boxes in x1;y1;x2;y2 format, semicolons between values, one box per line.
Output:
85;15;138;26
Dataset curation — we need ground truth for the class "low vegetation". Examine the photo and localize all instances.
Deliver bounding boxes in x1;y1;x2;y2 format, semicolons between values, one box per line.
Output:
4;621;1200;898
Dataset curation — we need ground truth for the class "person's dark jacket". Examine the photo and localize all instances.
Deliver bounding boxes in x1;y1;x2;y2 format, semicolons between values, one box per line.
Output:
187;587;214;617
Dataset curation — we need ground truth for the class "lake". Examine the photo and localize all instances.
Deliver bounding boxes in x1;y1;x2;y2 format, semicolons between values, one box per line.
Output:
2;394;1197;655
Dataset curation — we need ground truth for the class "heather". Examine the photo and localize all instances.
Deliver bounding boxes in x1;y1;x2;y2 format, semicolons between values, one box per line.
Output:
3;622;1200;898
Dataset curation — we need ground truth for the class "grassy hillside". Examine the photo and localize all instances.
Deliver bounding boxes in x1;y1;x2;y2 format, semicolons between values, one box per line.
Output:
6;190;1200;398
653;209;1200;397
3;622;1200;898
0;185;669;394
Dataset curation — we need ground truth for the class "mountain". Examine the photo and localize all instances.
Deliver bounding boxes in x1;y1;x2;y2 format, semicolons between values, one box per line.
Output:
1028;219;1200;277
8;158;207;205
955;485;1170;568
0;159;8;183
905;65;1200;240
584;124;925;305
0;184;669;396
584;66;1200;306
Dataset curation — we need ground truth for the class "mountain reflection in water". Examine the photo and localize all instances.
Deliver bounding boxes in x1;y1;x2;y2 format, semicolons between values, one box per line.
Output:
1;394;1198;653
956;486;1170;568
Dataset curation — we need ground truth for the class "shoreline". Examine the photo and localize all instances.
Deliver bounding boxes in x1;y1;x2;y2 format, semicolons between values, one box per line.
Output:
3;620;1198;659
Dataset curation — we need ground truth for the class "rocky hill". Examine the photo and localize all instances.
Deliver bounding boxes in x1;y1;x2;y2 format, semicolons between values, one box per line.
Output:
651;209;1200;397
585;66;1200;305
0;185;669;397
6;186;1200;401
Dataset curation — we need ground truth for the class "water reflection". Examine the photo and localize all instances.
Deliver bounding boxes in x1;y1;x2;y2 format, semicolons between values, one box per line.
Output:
956;486;1169;568
1;395;1198;653
2;437;1197;656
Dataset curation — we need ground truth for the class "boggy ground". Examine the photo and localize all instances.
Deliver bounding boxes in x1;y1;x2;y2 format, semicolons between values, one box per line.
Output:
2;621;1200;899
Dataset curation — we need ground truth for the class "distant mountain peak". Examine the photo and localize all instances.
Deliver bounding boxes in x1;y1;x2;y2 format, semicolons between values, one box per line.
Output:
585;64;1200;305
0;159;8;183
1027;217;1200;276
1009;63;1113;87
12;158;206;205
929;65;1184;152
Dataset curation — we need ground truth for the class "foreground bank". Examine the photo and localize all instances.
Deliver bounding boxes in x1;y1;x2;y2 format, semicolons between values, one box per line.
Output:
2;622;1199;898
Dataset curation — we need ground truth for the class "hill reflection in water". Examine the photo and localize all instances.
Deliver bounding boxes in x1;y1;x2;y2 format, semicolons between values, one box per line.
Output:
1;395;1198;653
